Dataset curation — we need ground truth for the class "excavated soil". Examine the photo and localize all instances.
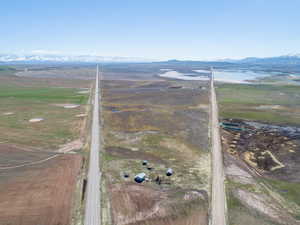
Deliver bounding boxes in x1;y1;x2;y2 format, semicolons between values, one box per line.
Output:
221;119;300;182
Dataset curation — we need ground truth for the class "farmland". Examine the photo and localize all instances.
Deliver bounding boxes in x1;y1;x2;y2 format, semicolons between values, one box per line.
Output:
217;83;300;125
0;66;92;225
217;83;300;225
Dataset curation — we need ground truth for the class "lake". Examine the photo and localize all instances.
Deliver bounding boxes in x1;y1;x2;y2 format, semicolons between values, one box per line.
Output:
159;69;270;83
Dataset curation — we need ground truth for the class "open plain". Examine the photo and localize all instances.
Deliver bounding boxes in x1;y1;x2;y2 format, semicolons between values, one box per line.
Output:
1;62;300;225
0;65;93;225
217;82;300;225
101;74;211;225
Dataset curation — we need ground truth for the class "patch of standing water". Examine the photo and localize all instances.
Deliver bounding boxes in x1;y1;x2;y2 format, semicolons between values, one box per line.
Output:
213;70;269;83
193;69;211;74
159;70;209;81
159;69;272;83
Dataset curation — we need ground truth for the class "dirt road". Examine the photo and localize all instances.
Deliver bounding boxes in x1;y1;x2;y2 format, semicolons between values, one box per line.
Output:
210;69;227;225
84;65;101;225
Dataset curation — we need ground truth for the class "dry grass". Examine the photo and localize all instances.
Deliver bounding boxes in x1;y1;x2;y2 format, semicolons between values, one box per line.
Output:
101;80;211;225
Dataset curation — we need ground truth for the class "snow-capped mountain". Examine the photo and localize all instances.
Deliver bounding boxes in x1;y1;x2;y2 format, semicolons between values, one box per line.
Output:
0;53;153;63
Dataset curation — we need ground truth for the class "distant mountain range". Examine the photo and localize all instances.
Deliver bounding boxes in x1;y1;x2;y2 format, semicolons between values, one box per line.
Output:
222;54;300;65
0;53;152;64
1;53;300;65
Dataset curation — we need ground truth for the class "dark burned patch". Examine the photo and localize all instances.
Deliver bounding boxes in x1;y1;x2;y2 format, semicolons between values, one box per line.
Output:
138;81;171;89
102;80;139;89
221;119;300;182
104;104;148;113
105;146;167;164
168;86;183;89
104;106;120;112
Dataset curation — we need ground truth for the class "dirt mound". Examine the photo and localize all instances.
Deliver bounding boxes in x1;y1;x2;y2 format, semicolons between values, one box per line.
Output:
77;90;89;94
53;104;80;109
63;104;80;109
76;113;87;118
2;112;14;116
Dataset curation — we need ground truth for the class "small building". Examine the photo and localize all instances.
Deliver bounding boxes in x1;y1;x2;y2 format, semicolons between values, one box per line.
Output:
134;173;146;183
166;168;173;176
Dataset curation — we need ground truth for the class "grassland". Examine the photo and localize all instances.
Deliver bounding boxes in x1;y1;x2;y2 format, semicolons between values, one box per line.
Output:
0;84;89;148
0;65;92;225
262;178;300;219
218;82;300;224
263;179;300;206
226;191;277;225
101;79;210;225
0;65;15;72
216;83;300;125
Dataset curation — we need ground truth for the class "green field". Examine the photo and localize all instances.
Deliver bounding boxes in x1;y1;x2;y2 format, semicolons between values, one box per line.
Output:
0;65;15;71
216;83;300;125
0;66;16;75
226;190;277;225
0;84;89;149
0;86;87;104
262;178;300;218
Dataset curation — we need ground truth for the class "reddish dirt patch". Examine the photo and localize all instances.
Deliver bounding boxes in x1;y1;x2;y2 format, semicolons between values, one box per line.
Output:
130;210;207;225
0;154;82;225
110;183;166;225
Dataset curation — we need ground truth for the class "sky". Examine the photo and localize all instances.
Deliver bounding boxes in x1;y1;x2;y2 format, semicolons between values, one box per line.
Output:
1;0;300;60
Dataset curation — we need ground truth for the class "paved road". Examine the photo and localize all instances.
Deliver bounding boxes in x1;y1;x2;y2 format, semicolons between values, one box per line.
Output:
84;65;101;225
210;69;227;225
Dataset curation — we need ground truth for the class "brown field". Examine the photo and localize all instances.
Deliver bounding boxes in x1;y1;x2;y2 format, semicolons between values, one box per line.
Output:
0;65;92;225
0;154;82;225
110;183;208;225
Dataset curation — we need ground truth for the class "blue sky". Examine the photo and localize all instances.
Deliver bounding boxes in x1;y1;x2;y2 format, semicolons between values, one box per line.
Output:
1;0;300;60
